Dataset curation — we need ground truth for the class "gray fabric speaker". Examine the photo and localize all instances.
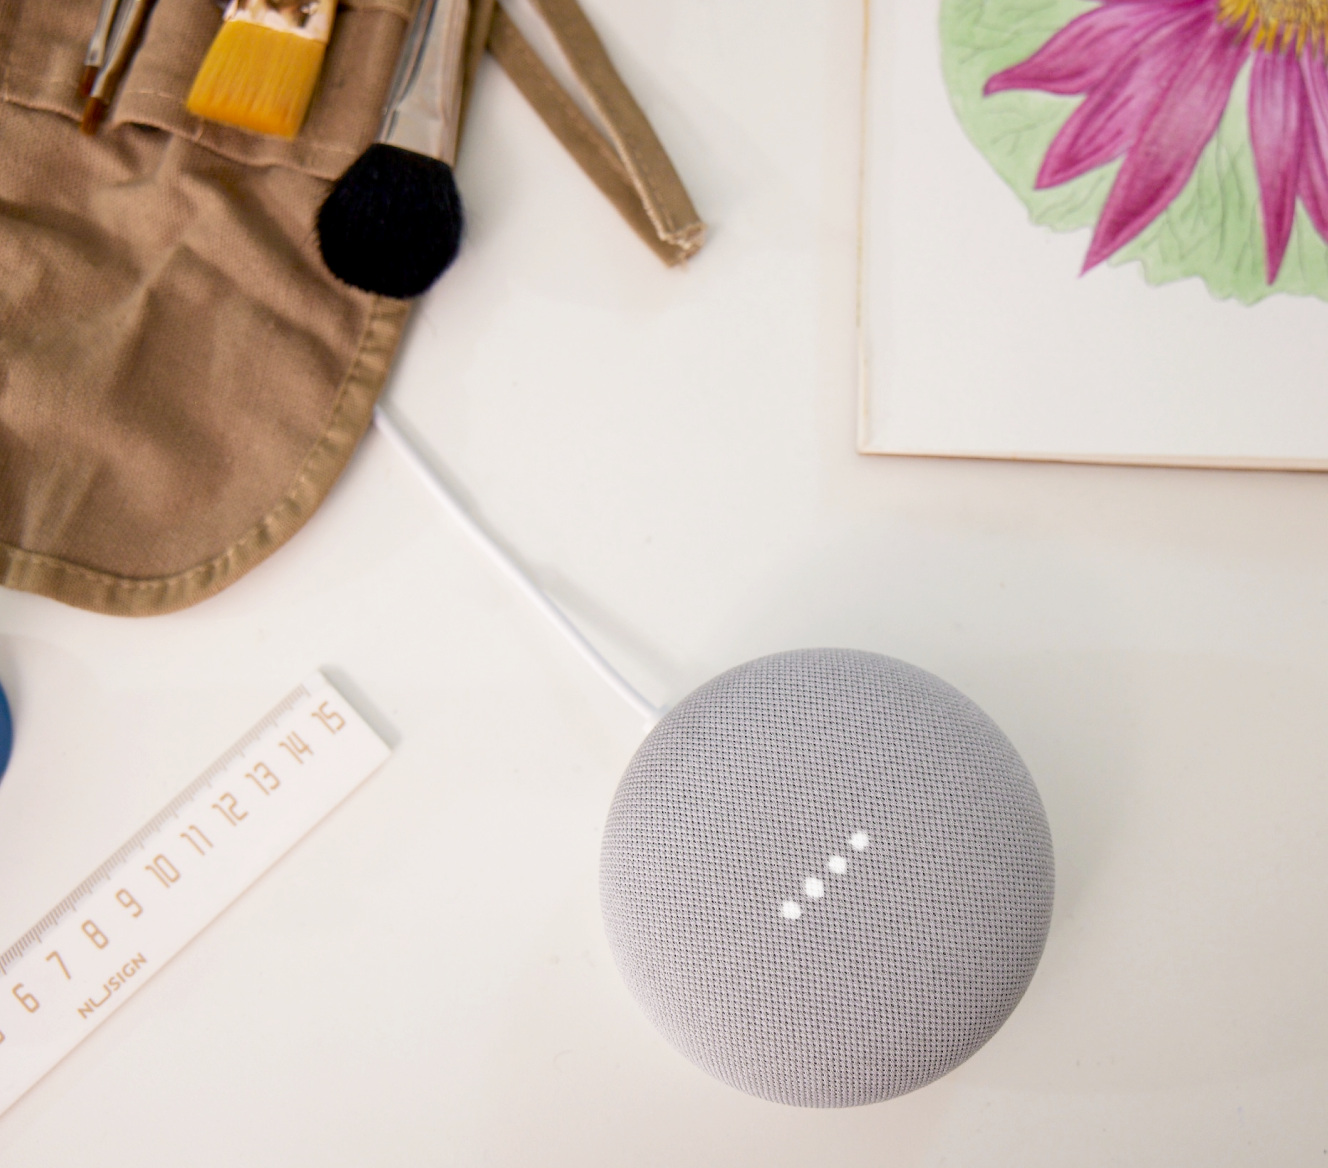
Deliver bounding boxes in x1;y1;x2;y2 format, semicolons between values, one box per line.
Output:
599;649;1054;1107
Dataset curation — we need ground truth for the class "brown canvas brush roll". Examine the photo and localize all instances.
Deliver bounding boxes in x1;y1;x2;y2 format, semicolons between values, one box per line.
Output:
0;0;702;616
0;0;421;616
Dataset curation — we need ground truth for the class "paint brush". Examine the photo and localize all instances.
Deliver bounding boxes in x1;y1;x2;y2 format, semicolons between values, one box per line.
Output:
187;0;337;139
80;0;124;97
315;0;472;298
81;0;155;135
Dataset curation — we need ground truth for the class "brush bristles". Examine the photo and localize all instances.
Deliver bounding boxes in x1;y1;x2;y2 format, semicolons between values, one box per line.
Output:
80;97;109;136
186;21;325;139
317;144;464;298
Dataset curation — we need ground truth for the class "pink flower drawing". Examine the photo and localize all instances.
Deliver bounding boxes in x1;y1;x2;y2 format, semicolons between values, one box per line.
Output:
984;0;1328;281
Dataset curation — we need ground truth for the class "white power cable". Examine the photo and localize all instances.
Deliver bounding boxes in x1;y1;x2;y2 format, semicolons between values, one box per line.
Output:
373;406;665;730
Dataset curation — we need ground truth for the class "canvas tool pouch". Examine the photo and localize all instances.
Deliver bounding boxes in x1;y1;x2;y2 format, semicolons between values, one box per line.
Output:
0;0;423;615
0;0;703;616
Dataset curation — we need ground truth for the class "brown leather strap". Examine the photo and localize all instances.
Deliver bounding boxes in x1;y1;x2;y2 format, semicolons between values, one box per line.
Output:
487;1;704;266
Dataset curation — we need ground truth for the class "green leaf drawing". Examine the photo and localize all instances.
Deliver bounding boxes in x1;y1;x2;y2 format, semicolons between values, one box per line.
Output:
939;0;1328;302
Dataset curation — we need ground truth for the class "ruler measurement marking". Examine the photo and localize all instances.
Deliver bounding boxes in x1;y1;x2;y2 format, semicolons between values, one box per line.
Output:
0;673;390;1116
0;684;315;977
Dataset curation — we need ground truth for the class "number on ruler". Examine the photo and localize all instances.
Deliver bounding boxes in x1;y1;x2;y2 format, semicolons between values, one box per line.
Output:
180;824;213;855
245;761;280;797
212;791;247;826
278;733;313;765
0;676;389;1122
145;855;180;889
277;732;310;764
311;701;345;735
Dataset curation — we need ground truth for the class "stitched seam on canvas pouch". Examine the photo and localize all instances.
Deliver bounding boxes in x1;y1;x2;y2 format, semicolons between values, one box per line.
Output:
0;297;410;616
0;0;415;616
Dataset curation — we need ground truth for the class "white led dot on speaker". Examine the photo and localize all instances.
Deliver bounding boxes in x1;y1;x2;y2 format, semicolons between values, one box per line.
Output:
850;831;870;851
780;900;802;920
804;877;825;898
827;855;848;875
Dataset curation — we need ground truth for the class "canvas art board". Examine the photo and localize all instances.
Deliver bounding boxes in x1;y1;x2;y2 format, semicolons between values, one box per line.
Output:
859;0;1328;468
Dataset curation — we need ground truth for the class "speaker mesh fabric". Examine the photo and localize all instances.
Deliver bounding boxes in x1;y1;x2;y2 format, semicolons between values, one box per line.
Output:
600;649;1054;1107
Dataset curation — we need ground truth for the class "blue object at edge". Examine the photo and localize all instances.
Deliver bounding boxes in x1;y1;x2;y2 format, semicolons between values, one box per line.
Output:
0;679;11;781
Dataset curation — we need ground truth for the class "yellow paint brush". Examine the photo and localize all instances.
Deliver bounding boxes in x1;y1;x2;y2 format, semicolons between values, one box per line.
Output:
186;0;337;139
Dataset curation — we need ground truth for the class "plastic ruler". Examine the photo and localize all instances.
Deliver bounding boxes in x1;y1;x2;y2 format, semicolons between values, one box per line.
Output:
0;671;391;1117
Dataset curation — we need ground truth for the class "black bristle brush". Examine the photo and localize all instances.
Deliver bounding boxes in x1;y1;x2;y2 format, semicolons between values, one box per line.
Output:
317;0;471;298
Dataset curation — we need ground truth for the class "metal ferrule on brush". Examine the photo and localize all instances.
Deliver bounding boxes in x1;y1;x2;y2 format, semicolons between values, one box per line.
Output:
378;0;469;165
81;0;154;133
314;0;470;296
83;0;122;73
89;0;145;103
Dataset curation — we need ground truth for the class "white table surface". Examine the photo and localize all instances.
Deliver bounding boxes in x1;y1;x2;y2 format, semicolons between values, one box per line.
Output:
1;2;1326;1164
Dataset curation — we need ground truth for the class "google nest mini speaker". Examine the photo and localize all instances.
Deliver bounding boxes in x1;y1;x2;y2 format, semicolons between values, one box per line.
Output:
600;648;1054;1107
